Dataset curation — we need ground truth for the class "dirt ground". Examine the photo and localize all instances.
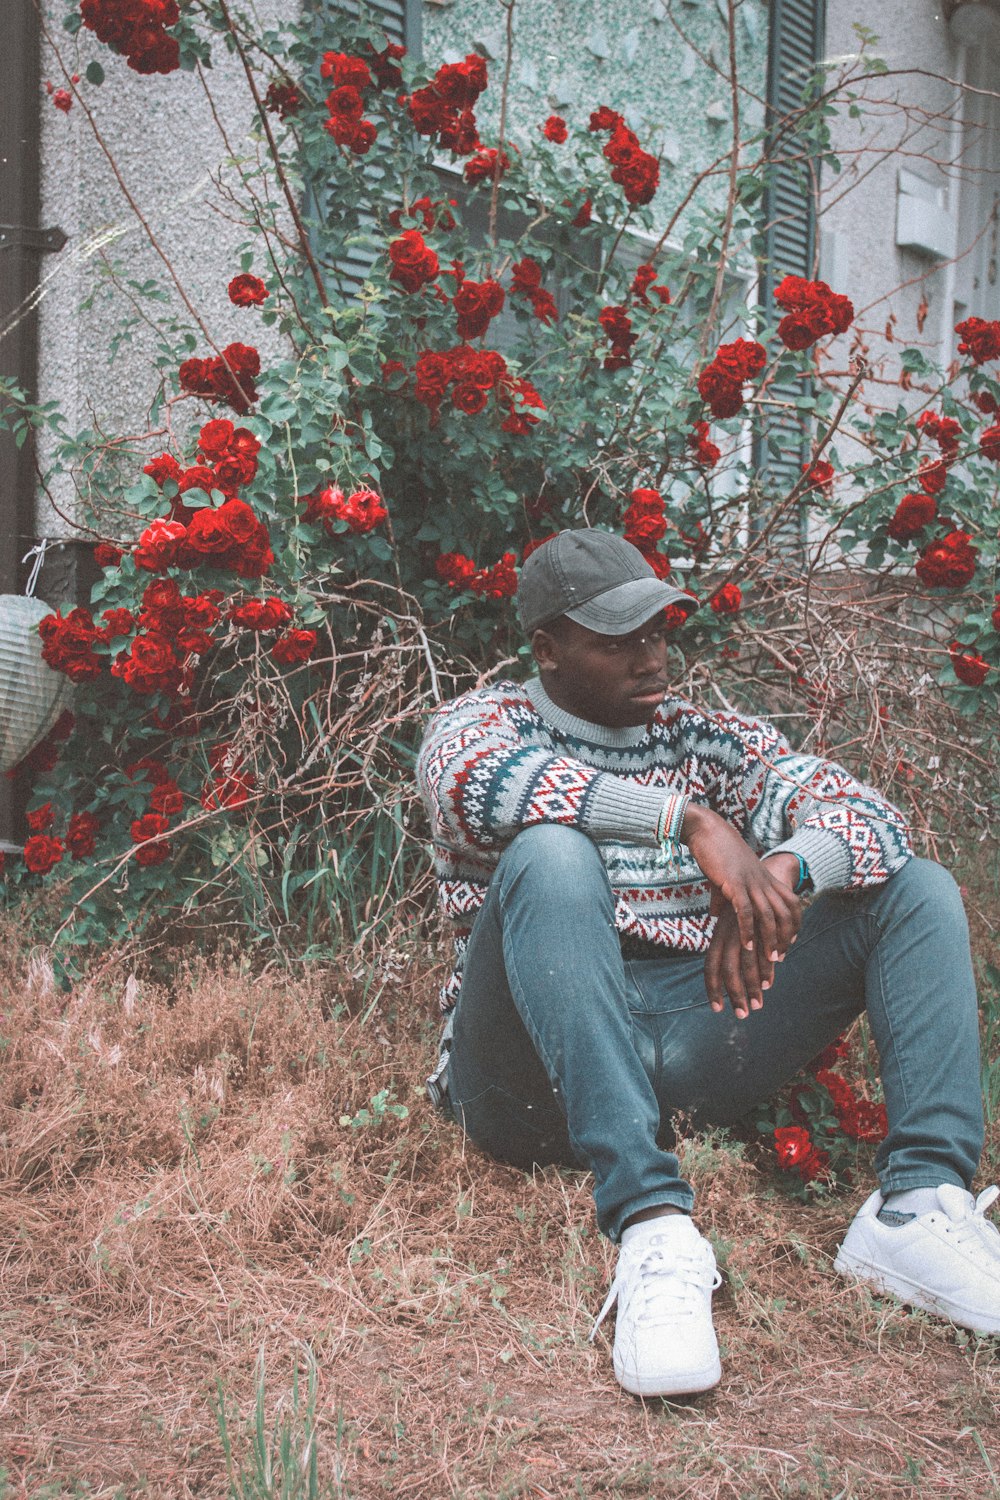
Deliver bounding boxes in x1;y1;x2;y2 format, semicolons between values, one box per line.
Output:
1;922;998;1500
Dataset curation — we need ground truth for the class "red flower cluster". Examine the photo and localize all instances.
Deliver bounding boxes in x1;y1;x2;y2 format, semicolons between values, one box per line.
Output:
542;115;567;143
271;629;318;665
264;79;300;119
228;274;268;308
435;551;518;598
774;276;854;351
710;581;742;616
774;1125;829;1183
688;421;721;470
26;802;54;832
599;305;636;370
979;424;1000;462
813;1069;888;1143
915;529;979;590
202;745;257;811
510;258;558;325
698;339;766;419
52;89;73;113
407;54;487;156
23;834;64;875
134;496;272;578
179;343;261;414
950;642;990;687
388;229;440;293
388;196;456;234
66;810;100;860
955;316;1000;365
301;484;388;534
413;344;544;433
916;409;961;457
454;277;505;340
623;488;667;549
94;542;124;568
80;0;180;74
39;608;103;682
917;458;948;496
131;812;172;867
630;263;670;306
887;492;935;542
801;459;834;495
588;107;659;206
230;597;293;631
111;581;219;696
320;49;385;154
464;147;509;185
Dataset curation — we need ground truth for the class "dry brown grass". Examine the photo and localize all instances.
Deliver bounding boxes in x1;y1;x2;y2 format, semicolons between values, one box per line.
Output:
1;897;999;1500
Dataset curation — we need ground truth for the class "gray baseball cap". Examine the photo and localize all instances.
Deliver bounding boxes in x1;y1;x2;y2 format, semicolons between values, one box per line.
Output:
517;529;698;635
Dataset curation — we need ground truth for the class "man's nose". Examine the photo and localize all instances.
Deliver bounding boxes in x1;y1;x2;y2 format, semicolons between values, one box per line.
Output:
630;635;664;671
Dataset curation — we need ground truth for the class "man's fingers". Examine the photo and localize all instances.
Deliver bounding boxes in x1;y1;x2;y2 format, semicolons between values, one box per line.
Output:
721;940;750;1019
704;934;726;1012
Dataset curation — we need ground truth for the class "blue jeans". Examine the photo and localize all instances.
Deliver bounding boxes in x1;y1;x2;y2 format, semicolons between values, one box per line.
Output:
446;825;984;1242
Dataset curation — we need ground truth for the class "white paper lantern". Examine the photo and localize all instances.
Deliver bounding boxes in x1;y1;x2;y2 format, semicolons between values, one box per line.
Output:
0;595;73;774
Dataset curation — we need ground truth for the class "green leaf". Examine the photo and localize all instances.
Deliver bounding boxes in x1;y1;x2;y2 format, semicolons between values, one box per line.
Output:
85;60;105;86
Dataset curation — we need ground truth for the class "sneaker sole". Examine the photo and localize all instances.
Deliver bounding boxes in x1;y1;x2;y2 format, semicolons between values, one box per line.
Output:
615;1355;722;1399
834;1248;1000;1336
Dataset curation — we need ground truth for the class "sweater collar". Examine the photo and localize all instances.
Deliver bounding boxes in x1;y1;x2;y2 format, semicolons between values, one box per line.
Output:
525;676;654;747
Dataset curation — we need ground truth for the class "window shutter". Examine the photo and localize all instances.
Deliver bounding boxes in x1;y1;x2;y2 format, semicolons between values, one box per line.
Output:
753;0;827;550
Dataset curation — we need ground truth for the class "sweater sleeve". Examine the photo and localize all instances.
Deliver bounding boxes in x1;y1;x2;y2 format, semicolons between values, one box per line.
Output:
416;686;676;851
704;712;913;891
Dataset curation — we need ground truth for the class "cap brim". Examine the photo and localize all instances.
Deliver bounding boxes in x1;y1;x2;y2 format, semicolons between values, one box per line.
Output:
563;577;699;635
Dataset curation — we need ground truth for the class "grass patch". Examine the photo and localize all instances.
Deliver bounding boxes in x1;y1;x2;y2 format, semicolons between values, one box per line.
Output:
0;887;998;1498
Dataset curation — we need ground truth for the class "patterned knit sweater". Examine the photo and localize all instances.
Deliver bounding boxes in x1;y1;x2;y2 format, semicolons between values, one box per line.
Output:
416;676;913;1012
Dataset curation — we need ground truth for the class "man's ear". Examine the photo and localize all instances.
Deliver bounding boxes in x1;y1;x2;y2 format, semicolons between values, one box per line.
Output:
532;627;558;672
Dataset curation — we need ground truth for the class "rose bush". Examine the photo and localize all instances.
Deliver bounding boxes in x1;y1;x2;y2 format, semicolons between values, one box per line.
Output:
0;4;996;1017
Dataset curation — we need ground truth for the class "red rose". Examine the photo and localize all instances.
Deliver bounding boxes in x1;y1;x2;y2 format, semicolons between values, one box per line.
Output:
150;780;184;816
23;834;64;874
230;597;293;631
134;517;186;573
915;530;979;590
623;488;666;547
93;543;123;568
366;39;405;91
710;581;742;615
264;80;300;119
917;459;947;496
271;629;318;665
101;607;135;638
454;278;505;340
949;642;990;687
131;811;172;867
144;452;183;487
993;594;1000;632
464;147;509;185
775;275;854;350
26;802;54;832
599;304;636;370
436;552;477;589
452;381;489;415
955;315;1000;365
198;418;236;460
470;553;518;599
662;603;690;630
688;421;721;470
66;810;99;860
213;454;257;493
801;459;834;494
979;424;1000;462
589;105;623;132
887;492;935;542
388;229;440;293
230;427;261;460
571;198;592;228
228;273;268;307
916;410;961;456
320;51;372;89
542;115;567;142
113;632;183;696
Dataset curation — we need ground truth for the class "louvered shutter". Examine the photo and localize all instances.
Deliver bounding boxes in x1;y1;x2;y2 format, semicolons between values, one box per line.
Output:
311;0;422;291
753;0;827;550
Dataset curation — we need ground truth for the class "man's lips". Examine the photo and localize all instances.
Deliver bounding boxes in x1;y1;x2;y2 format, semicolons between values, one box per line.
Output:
630;682;667;699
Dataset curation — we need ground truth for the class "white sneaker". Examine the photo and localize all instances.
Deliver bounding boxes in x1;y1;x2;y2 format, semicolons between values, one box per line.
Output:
834;1184;1000;1335
590;1215;722;1397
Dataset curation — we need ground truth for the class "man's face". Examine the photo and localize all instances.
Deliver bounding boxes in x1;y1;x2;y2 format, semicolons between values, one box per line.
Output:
532;614;672;728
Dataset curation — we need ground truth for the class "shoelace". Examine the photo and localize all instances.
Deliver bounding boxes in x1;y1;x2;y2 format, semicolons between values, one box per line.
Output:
589;1239;722;1341
941;1185;1000;1259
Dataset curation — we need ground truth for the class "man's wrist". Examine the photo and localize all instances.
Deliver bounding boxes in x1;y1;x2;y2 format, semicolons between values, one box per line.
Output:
762;850;811;893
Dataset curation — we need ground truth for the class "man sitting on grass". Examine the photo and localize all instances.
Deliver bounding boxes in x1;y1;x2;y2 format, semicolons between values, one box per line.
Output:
416;528;999;1399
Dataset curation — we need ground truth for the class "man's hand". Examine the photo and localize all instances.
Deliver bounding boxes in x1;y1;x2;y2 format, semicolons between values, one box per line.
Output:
682;806;802;1017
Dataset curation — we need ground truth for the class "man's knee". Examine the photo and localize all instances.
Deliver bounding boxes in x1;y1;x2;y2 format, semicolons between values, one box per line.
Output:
498;822;604;880
884;857;966;917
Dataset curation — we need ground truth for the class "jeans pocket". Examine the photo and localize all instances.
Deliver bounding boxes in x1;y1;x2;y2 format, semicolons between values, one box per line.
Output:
625;956;712;1016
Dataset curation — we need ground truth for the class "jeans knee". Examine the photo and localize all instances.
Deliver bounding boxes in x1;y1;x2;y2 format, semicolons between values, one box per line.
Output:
883;857;968;927
498;823;608;895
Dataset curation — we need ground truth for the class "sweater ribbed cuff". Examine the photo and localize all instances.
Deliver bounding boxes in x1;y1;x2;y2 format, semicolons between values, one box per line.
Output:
585;778;678;846
765;828;853;893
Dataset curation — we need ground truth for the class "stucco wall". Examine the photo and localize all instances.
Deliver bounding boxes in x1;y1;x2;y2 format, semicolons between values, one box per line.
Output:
36;0;298;540
423;0;769;234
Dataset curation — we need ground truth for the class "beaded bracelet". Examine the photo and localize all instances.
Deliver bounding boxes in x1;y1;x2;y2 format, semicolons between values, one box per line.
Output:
655;794;689;868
